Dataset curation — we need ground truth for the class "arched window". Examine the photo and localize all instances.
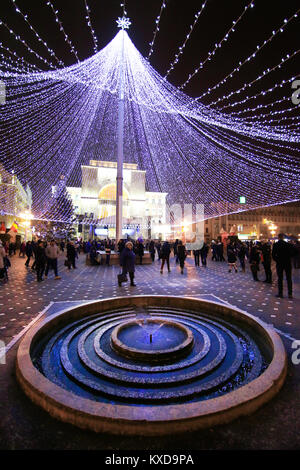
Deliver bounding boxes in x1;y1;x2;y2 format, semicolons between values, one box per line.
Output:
98;184;129;201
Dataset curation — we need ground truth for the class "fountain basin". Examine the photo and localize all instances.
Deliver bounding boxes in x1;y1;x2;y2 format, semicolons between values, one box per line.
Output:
111;318;194;363
16;296;287;436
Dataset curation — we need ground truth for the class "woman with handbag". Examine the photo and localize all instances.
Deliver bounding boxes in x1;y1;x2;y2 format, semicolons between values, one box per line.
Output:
118;241;136;286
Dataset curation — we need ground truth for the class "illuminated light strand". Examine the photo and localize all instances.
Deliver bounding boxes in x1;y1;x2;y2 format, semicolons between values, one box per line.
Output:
147;0;167;60
0;42;42;72
230;99;300;121
0;53;36;74
179;0;255;90
0;18;57;69
194;9;300;101
243;112;300;127
83;0;99;54
120;1;127;17
212;72;299;114
209;49;300;108
164;1;208;79
10;0;64;67
3;56;299;143
198;119;299;172
0;31;299;223
46;0;80;63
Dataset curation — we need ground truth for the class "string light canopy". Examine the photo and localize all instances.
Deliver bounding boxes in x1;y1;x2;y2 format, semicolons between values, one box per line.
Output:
0;9;299;224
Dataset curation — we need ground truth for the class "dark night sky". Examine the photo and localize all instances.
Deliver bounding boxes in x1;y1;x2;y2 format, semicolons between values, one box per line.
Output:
1;0;299;115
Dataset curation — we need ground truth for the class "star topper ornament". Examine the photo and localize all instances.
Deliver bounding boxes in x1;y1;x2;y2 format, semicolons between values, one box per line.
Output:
116;16;131;30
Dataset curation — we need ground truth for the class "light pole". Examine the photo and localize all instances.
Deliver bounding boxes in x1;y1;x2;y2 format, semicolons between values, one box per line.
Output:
115;16;131;242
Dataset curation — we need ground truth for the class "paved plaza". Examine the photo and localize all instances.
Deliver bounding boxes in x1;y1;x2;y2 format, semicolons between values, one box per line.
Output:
0;252;299;450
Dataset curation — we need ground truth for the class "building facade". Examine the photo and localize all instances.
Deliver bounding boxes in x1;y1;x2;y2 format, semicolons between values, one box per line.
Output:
66;160;168;239
0;163;32;240
202;202;300;242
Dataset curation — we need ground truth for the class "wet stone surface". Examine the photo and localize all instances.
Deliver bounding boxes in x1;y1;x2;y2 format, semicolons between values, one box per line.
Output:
31;306;268;403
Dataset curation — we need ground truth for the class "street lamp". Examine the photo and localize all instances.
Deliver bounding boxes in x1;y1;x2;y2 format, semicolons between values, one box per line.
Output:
19;210;33;241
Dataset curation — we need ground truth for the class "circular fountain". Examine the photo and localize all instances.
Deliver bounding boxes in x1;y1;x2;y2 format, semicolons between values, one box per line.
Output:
16;296;287;436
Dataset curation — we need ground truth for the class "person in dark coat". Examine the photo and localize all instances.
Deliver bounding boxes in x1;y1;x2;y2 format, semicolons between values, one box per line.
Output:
31;241;37;271
118;239;126;254
272;233;295;298
119;241;136;286
237;242;247;272
66;241;76;269
261;242;272;284
160;241;171;273
135;240;144;265
35;240;47;282
149;240;155;262
25;241;33;267
227;243;238;273
249;245;260;281
211;241;218;261
156;241;161;260
173;239;179;263
193;249;200;267
177;240;186;274
217;241;225;261
200;243;209;267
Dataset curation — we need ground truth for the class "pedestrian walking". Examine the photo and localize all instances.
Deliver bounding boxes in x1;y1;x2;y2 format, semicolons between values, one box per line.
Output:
261;242;272;284
217;241;225;261
177;240;186;274
35;240;46;282
156;241;161;261
249;245;260;281
118;241;136;286
160;241;171;273
193;249;200;267
19;241;26;257
136;240;144;265
237;242;246;272
173;239;179;263
0;241;7;281
149;240;155;262
200;243;209;267
227;243;238;273
25;241;33;267
45;240;61;279
66;240;77;270
31;241;37;271
272;233;295;298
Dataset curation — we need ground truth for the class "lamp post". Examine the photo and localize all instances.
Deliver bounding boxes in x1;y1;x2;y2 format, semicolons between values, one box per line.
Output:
115;16;131;243
20;210;32;242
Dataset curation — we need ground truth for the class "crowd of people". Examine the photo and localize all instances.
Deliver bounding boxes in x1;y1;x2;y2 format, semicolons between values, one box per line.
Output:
0;234;299;298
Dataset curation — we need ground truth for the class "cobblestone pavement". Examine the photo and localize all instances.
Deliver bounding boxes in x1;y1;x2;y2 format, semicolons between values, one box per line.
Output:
0;252;299;450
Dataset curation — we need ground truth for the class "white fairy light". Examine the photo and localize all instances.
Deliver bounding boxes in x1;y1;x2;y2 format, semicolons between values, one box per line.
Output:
45;0;80;63
193;8;300;101
179;0;255;90
10;0;64;67
0;28;299;223
164;2;208;79
0;18;57;69
147;1;167;60
83;0;99;54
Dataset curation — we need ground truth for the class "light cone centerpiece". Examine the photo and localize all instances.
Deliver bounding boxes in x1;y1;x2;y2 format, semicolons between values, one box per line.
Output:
0;29;299;222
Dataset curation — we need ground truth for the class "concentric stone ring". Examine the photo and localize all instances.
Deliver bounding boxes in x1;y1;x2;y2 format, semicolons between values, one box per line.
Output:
111;317;194;363
16;296;287;436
